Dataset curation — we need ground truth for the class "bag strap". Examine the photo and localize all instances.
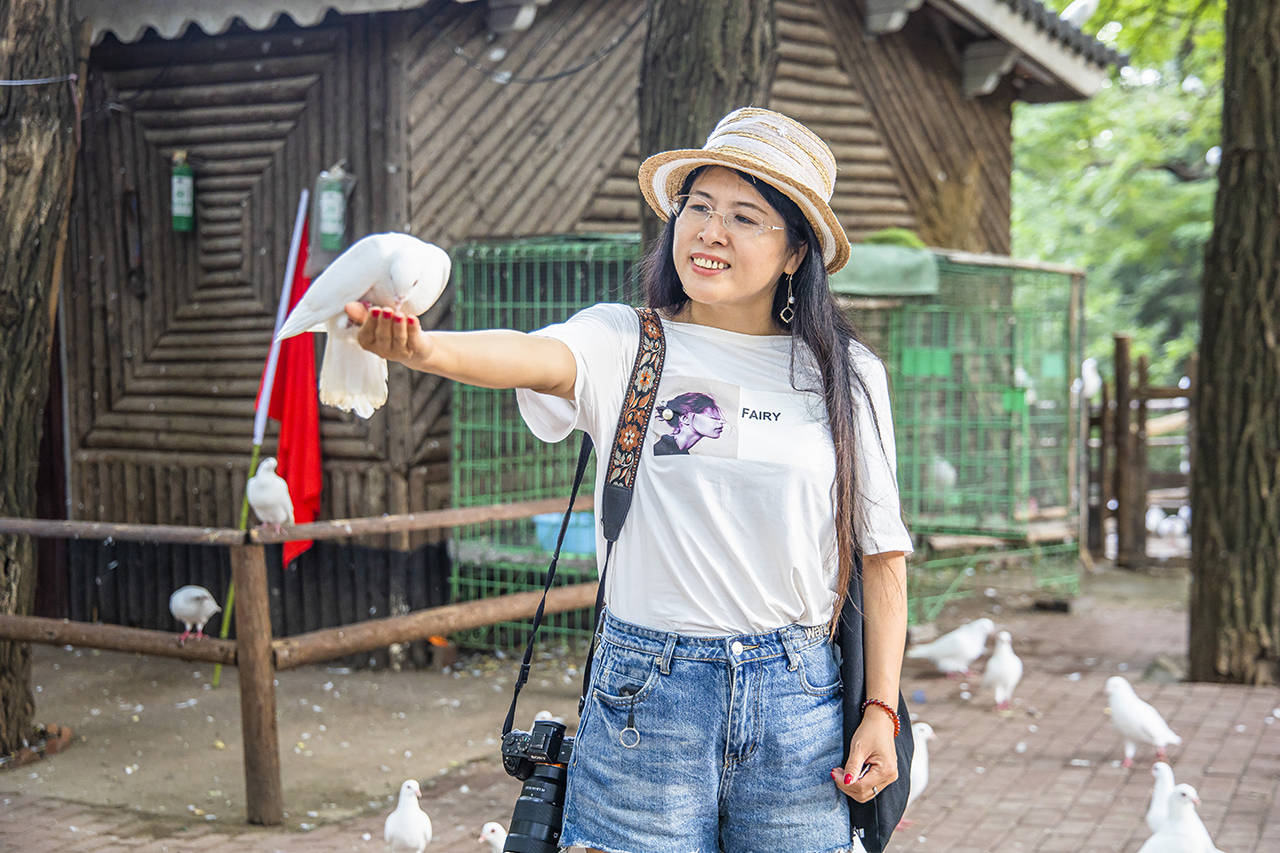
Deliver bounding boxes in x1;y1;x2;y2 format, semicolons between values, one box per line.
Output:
578;307;665;709
502;307;666;733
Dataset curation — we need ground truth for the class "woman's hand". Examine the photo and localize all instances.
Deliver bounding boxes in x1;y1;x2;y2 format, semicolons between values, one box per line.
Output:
344;302;433;369
831;708;899;802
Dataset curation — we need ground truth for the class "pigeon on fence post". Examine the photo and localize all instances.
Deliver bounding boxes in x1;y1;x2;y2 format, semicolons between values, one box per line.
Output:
246;457;294;534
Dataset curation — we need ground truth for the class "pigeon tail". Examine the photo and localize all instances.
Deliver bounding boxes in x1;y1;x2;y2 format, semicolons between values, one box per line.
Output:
319;333;388;419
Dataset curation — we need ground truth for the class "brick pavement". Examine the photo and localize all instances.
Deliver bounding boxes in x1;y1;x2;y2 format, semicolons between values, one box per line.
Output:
2;577;1279;852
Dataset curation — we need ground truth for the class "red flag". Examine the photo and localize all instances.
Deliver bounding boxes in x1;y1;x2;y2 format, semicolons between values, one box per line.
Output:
258;218;323;567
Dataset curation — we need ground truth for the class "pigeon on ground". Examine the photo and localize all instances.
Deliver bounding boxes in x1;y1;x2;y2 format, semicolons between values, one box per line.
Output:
169;585;222;645
275;233;451;419
1106;675;1182;767
1156;514;1190;538
478;821;507;852
246;457;294;533
1146;505;1169;534
981;630;1024;711
907;617;995;677
1147;764;1226;852
533;709;565;724
896;721;935;829
1148;762;1176;833
1136;784;1219;853
384;779;432;852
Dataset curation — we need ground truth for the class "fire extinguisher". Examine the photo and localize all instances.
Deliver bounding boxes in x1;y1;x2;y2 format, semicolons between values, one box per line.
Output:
171;150;194;232
316;164;347;251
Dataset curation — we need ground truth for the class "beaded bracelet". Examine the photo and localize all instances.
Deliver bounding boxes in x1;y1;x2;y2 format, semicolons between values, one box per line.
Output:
861;697;901;738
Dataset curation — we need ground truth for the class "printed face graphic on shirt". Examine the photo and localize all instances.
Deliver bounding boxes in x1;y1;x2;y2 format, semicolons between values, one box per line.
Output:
649;374;832;469
651;379;740;458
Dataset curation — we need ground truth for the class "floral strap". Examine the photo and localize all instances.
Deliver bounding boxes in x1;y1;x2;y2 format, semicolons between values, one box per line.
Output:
599;307;665;541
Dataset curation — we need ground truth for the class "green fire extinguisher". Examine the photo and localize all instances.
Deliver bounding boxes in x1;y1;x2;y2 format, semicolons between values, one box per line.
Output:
171;150;194;232
316;165;347;251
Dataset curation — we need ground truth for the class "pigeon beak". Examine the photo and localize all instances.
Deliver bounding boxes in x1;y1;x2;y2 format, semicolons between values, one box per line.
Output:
1192;795;1201;805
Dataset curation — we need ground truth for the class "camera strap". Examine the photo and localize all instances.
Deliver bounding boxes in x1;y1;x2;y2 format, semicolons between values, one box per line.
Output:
502;306;666;735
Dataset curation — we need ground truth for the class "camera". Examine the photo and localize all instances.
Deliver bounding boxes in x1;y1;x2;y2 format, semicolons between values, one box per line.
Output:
500;719;574;852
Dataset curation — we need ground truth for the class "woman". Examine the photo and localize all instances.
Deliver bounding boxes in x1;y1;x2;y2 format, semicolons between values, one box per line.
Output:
652;391;727;455
350;107;912;853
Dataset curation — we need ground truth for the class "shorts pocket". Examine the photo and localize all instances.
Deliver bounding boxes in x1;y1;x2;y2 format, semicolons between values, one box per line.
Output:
591;639;661;705
796;640;841;696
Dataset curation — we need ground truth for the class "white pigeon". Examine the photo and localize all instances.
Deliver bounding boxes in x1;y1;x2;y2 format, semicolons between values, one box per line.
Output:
1136;784;1218;853
907;617;995;676
275;233;451;419
1060;0;1099;29
1156;514;1190;539
477;820;507;852
246;457;294;533
533;709;565;724
1081;357;1103;400
981;630;1024;711
1147;761;1176;833
1106;675;1182;767
169;585;222;645
1147;764;1226;852
1146;505;1169;534
897;721;935;828
384;779;432;852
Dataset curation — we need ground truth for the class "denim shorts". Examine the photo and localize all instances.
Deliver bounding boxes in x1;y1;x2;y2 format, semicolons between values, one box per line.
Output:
560;611;854;853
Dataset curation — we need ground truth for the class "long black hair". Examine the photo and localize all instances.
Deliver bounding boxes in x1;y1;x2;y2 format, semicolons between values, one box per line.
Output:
640;166;878;631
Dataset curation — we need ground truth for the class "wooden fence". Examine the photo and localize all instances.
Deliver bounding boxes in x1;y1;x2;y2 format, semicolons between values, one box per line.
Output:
1085;334;1195;567
0;496;595;826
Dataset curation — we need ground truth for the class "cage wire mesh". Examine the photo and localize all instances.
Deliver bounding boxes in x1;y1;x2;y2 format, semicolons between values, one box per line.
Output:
450;236;641;647
451;239;1083;644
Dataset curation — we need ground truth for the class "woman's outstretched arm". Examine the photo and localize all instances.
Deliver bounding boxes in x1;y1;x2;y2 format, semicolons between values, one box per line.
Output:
344;303;577;399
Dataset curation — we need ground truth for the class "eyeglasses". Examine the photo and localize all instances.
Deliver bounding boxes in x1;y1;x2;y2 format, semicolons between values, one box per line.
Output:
673;195;786;239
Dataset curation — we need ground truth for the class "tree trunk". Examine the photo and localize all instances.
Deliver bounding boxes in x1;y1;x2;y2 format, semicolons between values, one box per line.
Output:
0;0;86;754
638;0;778;246
1188;0;1280;685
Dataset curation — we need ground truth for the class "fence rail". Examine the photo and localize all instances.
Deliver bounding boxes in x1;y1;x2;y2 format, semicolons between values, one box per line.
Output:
0;496;594;826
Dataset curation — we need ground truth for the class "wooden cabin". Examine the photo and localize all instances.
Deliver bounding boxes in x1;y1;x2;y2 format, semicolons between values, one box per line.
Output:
38;0;1118;647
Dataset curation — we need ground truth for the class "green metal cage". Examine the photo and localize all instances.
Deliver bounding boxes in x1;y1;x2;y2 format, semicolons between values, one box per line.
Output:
450;236;641;647
451;239;1084;643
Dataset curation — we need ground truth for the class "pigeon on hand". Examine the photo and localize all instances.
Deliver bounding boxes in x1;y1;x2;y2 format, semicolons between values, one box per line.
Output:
907;617;995;677
477;821;507;852
1106;675;1182;767
1136;784;1220;853
896;721;935;829
169;585;222;645
981;630;1023;711
384;779;432;852
246;457;294;534
275;233;451;419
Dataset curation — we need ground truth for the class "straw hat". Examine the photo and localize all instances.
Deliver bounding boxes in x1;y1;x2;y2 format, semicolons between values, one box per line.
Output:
637;107;851;273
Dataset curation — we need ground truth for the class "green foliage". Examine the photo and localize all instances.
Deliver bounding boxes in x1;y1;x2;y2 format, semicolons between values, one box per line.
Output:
1012;0;1223;383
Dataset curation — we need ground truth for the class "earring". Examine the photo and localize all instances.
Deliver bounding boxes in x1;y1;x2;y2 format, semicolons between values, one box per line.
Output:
779;273;795;324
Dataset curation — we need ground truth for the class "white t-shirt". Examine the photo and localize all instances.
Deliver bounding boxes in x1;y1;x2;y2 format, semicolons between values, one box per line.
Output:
516;303;913;636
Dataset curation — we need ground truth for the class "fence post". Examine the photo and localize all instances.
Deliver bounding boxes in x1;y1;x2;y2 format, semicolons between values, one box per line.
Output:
1134;356;1151;559
1113;335;1137;567
230;544;283;825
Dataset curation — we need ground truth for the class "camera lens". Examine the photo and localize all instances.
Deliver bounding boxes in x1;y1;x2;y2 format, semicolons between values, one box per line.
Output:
503;763;568;853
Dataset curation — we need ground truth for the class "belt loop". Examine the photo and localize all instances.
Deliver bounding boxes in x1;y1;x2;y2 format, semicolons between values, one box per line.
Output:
779;627;801;671
659;632;678;675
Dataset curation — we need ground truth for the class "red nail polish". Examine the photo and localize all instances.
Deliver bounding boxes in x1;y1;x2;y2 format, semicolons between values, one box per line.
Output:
844;773;853;785
393;315;402;323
